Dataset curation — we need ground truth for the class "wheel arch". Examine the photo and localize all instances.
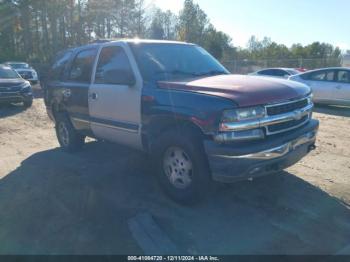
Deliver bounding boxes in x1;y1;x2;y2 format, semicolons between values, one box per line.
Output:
143;115;208;153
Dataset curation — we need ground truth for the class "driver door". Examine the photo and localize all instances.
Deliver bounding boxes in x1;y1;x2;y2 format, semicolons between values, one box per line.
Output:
89;43;143;150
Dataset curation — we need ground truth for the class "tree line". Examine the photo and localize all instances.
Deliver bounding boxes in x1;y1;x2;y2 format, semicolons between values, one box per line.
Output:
0;0;343;72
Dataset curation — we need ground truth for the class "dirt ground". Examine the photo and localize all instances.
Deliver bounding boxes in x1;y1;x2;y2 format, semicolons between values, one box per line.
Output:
0;87;349;255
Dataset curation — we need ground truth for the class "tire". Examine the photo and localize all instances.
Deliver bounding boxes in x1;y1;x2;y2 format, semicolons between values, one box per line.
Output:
23;98;33;108
55;113;85;152
152;128;212;204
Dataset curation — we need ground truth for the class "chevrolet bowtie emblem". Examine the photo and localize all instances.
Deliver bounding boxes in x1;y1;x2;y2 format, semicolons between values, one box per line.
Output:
293;110;303;120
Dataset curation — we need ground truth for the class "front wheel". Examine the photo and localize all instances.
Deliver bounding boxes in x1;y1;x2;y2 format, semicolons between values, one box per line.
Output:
153;129;212;204
55;113;85;152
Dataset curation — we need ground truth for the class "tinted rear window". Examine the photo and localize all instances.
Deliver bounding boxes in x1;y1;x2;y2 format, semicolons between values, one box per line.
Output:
50;51;73;81
68;49;97;83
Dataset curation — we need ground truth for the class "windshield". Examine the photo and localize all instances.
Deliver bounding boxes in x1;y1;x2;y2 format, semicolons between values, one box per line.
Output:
0;67;21;79
129;43;229;82
8;63;30;69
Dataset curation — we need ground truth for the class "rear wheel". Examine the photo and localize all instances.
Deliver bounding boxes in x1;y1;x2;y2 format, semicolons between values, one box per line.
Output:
153;128;212;204
55;113;85;152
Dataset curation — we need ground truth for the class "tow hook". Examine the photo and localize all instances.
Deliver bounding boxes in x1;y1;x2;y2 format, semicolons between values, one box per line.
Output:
308;144;316;152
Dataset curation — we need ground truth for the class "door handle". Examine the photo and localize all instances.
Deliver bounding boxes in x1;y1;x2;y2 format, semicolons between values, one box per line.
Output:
89;92;98;100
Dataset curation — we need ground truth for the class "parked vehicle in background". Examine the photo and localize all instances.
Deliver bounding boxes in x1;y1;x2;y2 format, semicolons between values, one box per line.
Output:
44;40;319;204
4;62;39;85
249;68;300;78
342;54;350;68
289;67;350;106
0;64;33;107
296;68;308;73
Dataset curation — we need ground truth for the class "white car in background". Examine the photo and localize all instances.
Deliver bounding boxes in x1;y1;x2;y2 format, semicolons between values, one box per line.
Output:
249;68;301;79
289;67;350;106
4;62;39;85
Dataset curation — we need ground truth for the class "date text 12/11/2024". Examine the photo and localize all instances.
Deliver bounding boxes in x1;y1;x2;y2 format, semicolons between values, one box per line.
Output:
127;256;220;261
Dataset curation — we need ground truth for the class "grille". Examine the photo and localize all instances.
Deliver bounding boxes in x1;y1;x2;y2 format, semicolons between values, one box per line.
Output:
0;82;23;88
19;71;33;78
266;98;309;116
0;86;22;92
267;115;309;134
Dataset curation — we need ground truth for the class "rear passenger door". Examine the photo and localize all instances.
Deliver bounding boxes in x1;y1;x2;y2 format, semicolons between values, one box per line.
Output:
64;48;97;132
333;70;350;104
88;43;143;150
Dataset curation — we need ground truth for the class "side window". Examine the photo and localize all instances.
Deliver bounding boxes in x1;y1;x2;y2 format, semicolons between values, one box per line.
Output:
95;46;134;85
68;49;97;83
300;73;311;80
51;51;72;81
258;69;273;76
273;69;288;77
336;70;350;83
309;70;334;82
325;71;335;81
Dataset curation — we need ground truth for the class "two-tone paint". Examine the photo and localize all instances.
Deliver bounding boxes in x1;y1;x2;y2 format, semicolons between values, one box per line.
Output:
45;40;319;183
46;40;312;151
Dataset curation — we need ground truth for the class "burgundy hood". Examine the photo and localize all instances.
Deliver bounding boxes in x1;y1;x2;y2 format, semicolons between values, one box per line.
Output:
158;75;311;107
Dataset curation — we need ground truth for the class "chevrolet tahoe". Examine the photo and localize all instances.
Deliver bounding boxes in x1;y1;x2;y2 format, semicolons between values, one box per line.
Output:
44;40;319;203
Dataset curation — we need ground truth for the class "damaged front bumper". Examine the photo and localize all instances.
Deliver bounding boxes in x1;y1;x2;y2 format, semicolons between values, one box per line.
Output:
204;119;319;183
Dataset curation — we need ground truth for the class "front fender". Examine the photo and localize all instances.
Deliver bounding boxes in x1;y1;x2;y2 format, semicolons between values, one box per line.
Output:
142;87;236;135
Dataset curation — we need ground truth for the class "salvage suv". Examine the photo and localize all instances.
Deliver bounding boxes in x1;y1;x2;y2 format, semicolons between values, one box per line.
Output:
44;40;319;203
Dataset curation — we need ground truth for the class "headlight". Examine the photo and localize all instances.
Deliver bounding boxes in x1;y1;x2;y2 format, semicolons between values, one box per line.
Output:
20;82;32;91
221;106;265;123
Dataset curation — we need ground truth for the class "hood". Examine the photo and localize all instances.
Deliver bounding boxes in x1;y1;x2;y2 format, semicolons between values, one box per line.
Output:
0;78;27;91
158;74;311;107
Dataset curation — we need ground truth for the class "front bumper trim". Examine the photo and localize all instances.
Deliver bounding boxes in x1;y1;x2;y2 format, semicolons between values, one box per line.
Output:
205;119;319;183
212;130;317;160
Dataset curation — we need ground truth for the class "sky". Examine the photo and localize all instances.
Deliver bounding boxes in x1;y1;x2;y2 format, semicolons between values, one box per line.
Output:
146;0;349;51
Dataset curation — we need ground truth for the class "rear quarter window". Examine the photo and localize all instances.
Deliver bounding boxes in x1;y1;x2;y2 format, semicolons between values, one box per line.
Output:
68;49;97;83
50;51;73;81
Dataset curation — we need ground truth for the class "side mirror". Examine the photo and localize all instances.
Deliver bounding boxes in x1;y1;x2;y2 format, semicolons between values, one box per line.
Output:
104;69;136;86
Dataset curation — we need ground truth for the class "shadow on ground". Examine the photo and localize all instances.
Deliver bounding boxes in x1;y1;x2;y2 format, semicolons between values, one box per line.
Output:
32;84;43;99
0;141;349;255
0;103;27;118
314;104;350;117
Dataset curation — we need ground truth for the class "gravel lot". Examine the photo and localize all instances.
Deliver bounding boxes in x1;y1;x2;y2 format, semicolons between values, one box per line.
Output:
0;87;349;254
